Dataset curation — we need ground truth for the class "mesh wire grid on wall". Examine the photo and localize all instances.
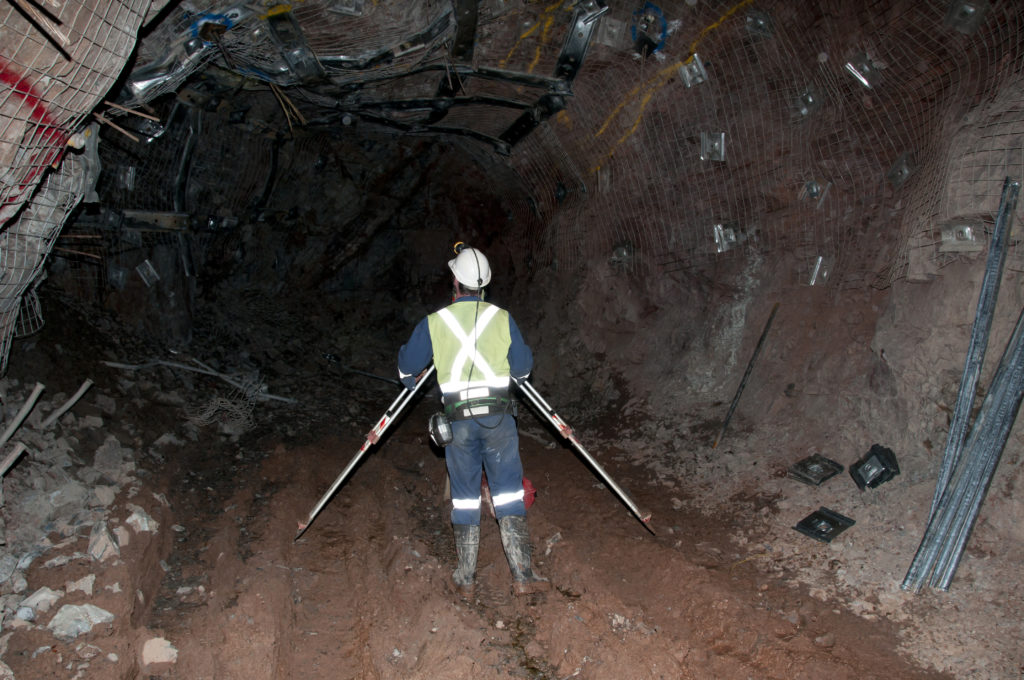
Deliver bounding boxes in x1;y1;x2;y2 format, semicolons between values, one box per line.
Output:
91;0;1024;287
507;123;589;269
502;0;1024;287
1;0;148;221
0;152;89;372
97;105;274;218
1;0;152;372
7;0;1023;349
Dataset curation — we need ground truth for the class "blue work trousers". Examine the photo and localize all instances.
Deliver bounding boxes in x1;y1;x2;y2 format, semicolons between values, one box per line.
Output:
447;414;525;525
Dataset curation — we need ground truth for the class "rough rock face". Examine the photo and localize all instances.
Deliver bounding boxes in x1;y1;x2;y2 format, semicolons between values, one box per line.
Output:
0;367;181;677
0;2;1022;678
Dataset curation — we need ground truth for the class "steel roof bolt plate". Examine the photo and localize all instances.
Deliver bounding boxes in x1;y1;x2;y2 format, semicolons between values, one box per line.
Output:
788;454;844;486
944;0;991;35
793;507;855;543
713;223;736;253
794;84;822;117
940;220;985;253
745;9;772;38
887;152;916;188
679;54;708;88
700;131;725;161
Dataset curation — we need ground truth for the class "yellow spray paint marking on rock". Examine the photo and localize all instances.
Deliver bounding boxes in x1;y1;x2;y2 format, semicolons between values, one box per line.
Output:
590;0;756;174
501;0;573;72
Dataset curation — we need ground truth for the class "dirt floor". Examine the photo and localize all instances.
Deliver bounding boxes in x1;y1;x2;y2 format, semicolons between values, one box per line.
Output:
0;280;1019;679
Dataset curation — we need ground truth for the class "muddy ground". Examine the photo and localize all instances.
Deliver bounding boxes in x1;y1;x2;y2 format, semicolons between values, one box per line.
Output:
0;297;967;680
2;262;1022;679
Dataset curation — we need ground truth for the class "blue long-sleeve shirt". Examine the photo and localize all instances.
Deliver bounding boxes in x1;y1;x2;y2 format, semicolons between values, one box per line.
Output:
398;296;533;389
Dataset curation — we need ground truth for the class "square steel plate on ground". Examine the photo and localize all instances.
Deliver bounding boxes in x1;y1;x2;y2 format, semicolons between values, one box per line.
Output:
788;454;844;486
793;507;855;543
850;444;900;490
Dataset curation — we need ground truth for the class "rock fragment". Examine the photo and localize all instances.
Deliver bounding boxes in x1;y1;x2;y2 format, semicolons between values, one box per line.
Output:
126;505;158;533
20;586;62;614
66;575;95;596
88;521;120;562
113;525;131;547
0;555;17;583
46;604;114;641
93;485;117;507
142;636;178;666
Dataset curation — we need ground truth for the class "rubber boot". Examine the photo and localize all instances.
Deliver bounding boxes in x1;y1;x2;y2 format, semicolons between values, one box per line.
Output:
498;515;551;596
452;524;479;594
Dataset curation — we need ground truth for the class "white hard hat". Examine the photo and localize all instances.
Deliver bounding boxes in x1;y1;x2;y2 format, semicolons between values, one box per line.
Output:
448;247;491;288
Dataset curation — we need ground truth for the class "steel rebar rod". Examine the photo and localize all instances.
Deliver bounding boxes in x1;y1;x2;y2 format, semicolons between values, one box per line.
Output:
713;302;780;449
0;383;45;451
931;308;1024;588
903;302;1024;591
40;379;93;429
903;316;1017;590
929;178;1020;522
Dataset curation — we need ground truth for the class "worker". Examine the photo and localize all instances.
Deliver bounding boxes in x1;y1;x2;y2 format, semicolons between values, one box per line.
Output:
398;244;549;596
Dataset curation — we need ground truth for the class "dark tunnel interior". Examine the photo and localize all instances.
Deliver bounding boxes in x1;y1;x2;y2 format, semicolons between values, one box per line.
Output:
0;1;1022;678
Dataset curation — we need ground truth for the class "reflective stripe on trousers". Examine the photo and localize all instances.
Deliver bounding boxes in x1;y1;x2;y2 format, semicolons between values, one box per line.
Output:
447;413;525;525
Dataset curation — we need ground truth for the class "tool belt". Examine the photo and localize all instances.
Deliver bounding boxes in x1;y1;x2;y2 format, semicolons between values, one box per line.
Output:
444;387;514;421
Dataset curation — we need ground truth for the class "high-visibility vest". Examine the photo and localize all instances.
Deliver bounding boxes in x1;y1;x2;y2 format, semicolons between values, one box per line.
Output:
427;300;511;395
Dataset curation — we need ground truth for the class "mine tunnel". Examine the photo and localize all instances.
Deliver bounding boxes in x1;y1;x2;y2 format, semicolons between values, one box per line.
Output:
0;1;1022;678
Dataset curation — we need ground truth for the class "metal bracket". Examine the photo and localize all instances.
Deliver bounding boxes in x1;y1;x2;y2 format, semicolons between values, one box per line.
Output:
850;444;900;490
266;8;325;83
499;94;566;146
555;0;608;82
789;454;844;486
679;55;708;88
450;0;479;62
700;131;726;161
940;219;985;253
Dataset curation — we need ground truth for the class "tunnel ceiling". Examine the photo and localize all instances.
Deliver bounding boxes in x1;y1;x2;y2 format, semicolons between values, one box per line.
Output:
119;0;604;155
92;0;1024;280
2;0;1024;371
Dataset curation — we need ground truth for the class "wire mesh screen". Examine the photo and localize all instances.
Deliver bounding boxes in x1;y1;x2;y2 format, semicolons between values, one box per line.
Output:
475;1;575;76
1;0;153;372
1;0;149;223
0;152;87;371
7;0;1024;370
505;0;1024;286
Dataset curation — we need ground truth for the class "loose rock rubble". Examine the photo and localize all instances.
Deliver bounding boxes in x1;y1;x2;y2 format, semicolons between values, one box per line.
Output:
0;376;179;677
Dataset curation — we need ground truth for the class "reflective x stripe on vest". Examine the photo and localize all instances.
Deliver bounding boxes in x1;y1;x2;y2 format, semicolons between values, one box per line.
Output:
428;302;511;395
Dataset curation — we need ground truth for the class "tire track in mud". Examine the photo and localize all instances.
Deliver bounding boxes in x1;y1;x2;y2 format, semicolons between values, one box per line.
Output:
139;415;953;680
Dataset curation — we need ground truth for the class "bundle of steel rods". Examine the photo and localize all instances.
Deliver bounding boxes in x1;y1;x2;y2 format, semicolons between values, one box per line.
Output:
902;177;1021;592
903;304;1024;591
